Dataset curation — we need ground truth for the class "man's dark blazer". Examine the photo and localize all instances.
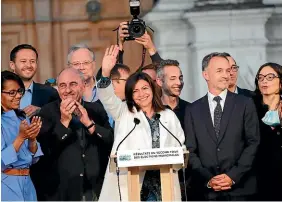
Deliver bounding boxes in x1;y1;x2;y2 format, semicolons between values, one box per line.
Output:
32;82;59;107
237;86;254;98
184;91;260;199
31;99;113;201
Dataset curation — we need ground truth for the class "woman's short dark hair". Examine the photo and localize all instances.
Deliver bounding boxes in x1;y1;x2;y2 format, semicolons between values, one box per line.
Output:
125;72;165;113
1;70;26;117
254;62;282;100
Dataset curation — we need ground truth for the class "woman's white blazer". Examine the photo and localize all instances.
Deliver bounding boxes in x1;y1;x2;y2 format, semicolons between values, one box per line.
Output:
97;83;185;201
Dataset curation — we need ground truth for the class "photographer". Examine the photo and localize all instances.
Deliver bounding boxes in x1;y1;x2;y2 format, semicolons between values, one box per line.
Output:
118;22;162;64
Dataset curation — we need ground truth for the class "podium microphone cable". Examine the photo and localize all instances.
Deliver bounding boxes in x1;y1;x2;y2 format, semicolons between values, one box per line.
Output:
116;167;122;202
182;167;188;201
156;113;188;200
114;118;141;201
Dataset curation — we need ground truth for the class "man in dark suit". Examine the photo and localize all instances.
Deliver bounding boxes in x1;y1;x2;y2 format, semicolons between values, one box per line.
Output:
221;52;254;97
9;44;58;117
33;68;113;200
184;52;260;200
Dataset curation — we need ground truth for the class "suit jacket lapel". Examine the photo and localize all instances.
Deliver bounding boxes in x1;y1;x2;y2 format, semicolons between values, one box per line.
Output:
237;86;242;94
218;91;235;144
31;83;41;106
201;95;217;144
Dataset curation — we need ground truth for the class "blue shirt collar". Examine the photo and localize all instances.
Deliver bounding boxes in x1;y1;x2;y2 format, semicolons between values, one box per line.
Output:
26;82;34;93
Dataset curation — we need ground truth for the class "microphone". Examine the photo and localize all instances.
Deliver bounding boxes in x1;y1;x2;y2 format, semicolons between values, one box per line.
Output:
115;118;140;156
155;113;182;147
115;118;140;202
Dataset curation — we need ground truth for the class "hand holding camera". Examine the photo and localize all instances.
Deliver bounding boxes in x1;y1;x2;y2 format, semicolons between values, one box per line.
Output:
118;22;129;49
135;31;156;56
124;0;146;41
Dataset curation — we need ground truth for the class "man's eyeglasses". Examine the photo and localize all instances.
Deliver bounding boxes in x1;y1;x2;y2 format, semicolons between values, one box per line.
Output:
2;88;25;97
257;73;280;82
231;65;239;72
69;61;94;68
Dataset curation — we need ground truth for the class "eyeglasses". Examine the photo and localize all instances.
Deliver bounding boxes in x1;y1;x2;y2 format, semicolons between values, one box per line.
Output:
231;65;239;72
2;88;25;97
69;61;94;68
257;73;280;82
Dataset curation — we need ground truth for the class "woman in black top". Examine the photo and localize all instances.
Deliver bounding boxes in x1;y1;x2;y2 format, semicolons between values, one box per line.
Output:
253;62;282;201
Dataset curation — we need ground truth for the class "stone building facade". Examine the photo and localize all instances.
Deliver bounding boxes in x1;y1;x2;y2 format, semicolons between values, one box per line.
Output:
145;0;282;101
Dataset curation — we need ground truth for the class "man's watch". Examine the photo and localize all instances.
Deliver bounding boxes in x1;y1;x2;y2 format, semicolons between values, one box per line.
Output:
86;121;95;129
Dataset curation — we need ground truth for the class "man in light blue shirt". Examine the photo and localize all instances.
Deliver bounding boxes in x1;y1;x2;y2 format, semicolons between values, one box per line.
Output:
67;44;99;102
9;44;59;118
20;81;33;109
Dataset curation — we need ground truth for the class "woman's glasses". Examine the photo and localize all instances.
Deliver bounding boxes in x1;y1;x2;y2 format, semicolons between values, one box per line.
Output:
1;88;25;97
257;73;280;82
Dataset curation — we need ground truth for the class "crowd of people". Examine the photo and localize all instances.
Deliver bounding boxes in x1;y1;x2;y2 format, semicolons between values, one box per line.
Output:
1;21;282;201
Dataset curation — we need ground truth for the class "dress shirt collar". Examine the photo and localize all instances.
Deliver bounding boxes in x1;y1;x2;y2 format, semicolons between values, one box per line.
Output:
234;86;238;94
26;81;34;93
208;89;228;103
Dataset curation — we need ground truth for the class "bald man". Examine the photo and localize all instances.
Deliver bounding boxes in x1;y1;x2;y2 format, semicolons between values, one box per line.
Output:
31;68;113;201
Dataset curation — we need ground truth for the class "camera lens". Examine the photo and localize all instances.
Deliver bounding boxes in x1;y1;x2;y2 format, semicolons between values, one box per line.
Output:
126;18;145;40
133;25;141;33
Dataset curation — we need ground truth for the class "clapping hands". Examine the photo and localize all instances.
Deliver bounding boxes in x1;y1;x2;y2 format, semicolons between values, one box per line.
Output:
19;116;42;141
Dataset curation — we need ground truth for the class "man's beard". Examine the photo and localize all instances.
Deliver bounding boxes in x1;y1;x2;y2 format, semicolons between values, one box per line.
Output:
19;74;34;82
15;69;35;81
162;83;182;97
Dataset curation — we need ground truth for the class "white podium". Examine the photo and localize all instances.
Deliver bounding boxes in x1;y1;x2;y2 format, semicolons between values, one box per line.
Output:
110;147;189;201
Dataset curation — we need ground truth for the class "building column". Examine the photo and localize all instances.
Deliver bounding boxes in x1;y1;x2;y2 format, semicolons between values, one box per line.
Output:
184;7;273;101
144;0;196;102
266;6;282;65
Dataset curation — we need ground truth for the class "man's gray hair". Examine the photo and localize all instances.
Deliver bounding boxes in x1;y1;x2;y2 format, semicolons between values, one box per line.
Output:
57;68;85;83
202;52;229;71
67;44;95;64
156;59;180;80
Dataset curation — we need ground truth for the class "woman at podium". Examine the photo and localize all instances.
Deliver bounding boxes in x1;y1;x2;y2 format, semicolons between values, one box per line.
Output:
97;45;185;201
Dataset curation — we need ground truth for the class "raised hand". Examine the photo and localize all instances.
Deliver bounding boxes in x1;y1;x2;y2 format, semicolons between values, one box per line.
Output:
101;45;120;77
135;31;156;56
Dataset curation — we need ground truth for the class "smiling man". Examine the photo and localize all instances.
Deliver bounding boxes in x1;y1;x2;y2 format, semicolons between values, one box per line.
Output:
33;68;113;201
67;44;98;102
156;59;190;129
9;44;58;117
184;52;259;201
